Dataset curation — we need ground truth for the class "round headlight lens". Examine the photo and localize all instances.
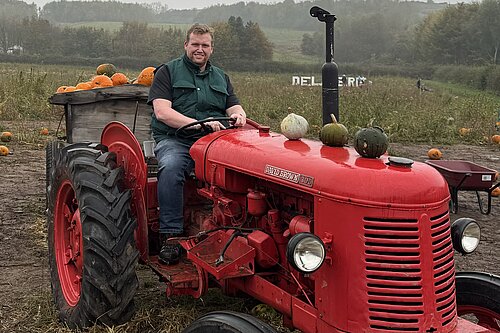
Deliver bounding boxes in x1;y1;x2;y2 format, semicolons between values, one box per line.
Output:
287;233;325;273
451;218;481;255
461;222;480;253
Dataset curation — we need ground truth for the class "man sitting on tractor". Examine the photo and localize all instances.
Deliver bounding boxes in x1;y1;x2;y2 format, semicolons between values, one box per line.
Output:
148;23;247;265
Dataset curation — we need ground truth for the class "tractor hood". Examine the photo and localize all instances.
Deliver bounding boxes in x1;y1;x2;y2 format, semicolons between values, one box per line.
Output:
190;128;450;208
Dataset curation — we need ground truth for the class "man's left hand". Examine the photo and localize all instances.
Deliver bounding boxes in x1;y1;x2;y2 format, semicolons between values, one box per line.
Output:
230;113;246;127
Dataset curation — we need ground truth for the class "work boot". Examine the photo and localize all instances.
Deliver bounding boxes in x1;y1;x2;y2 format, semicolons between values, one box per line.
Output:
158;233;182;265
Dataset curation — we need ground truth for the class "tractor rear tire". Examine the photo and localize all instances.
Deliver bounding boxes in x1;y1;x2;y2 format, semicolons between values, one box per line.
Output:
456;271;500;332
182;311;278;333
47;143;139;328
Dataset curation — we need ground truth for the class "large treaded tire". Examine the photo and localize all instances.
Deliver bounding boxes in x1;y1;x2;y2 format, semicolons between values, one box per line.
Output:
456;271;500;331
47;143;139;328
182;311;278;333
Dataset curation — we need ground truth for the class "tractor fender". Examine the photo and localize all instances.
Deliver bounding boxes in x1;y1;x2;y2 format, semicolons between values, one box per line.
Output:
101;121;149;260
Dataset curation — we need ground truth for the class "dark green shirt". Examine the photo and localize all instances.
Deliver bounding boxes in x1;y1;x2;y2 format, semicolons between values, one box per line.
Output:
148;54;240;143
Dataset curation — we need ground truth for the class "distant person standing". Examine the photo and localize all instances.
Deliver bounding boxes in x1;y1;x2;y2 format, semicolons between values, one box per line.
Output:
416;78;421;90
341;74;347;86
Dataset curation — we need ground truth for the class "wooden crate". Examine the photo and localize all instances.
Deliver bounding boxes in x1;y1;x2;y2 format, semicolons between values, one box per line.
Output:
49;85;153;144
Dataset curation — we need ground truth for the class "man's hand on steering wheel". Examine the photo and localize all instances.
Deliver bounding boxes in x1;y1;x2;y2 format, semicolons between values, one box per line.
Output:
199;120;226;132
229;112;246;127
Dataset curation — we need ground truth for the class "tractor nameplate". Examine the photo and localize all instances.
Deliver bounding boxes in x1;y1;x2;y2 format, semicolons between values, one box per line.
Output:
264;164;314;187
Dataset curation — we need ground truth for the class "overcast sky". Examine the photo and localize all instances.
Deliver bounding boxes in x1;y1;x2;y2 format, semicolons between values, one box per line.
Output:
32;0;475;10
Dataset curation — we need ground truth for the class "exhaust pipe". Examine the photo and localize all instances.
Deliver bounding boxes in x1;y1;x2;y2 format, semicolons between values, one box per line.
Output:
310;6;339;125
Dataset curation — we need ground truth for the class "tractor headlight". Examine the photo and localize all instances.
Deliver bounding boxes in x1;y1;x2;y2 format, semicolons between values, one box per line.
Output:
451;218;480;255
286;233;325;273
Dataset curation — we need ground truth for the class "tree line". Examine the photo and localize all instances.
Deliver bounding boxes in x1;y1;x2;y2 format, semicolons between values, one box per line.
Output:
1;0;499;67
0;15;273;67
302;0;500;65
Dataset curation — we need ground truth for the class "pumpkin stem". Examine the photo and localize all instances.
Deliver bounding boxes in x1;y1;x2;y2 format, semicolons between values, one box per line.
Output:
330;113;338;123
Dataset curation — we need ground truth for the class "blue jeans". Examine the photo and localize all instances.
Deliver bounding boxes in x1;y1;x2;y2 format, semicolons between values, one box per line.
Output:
154;137;195;235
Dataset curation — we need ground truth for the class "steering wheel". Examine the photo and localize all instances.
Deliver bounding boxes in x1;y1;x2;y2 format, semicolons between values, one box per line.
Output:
175;117;236;140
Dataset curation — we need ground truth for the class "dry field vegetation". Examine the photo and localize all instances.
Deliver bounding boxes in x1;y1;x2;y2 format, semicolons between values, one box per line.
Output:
0;62;499;333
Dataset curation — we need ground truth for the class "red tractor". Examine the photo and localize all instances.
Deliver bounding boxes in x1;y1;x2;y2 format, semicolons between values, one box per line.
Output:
46;7;499;333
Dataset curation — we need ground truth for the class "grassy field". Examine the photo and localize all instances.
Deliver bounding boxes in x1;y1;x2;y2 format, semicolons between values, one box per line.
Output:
1;62;499;146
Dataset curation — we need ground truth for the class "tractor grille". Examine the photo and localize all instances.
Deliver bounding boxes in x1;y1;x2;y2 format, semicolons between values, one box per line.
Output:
364;211;456;332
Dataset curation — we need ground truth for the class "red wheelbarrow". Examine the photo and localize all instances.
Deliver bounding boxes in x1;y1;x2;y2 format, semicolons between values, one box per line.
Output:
425;160;499;214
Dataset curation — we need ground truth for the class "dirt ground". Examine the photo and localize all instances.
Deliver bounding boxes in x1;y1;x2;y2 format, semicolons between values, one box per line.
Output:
0;138;498;332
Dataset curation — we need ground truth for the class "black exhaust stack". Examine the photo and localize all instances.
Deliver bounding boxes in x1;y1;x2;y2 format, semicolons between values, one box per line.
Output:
310;6;339;125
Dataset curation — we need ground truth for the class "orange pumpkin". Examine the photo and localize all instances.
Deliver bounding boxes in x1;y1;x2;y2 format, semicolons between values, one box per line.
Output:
0;145;9;156
1;131;12;142
40;128;49;135
56;85;67;93
64;86;76;93
136;67;155;86
492;187;500;197
92;75;113;88
427;148;443;160
494;171;499;182
96;63;117;77
75;82;93;90
111;72;129;86
458;127;471;136
492;134;500;144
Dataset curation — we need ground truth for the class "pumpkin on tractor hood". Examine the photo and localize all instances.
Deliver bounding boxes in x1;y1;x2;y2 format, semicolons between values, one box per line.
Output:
354;126;388;158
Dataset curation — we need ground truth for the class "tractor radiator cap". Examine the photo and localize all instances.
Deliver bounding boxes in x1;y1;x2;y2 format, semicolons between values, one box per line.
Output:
387;156;414;168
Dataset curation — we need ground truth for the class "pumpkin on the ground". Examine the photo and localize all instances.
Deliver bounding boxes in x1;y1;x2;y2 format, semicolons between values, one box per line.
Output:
96;63;117;77
458;127;471;136
492;134;500;144
1;132;12;142
111;73;129;86
320;114;348;147
0;145;9;156
92;75;113;88
492;187;500;197
280;112;309;140
427;148;443;160
136;67;155;86
354;126;388;158
40;128;49;135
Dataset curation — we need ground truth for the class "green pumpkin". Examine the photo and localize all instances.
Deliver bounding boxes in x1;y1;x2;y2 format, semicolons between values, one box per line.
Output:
320;114;348;147
354;126;388;158
96;63;117;77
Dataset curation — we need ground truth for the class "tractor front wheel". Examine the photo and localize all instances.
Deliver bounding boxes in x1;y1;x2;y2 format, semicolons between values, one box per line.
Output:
47;143;139;328
456;272;500;332
182;311;278;333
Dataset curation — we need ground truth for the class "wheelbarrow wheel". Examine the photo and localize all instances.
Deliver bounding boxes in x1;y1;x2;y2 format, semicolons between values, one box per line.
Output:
182;311;277;333
456;272;500;332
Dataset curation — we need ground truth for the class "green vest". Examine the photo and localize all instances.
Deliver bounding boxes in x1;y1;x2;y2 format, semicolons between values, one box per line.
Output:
152;55;229;142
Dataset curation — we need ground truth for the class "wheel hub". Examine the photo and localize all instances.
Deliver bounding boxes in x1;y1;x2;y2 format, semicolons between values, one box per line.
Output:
54;179;83;307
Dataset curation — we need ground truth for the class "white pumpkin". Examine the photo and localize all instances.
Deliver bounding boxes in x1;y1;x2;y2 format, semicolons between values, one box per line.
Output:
280;113;309;140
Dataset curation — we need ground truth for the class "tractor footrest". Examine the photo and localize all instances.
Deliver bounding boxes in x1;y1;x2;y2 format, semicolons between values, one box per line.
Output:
186;230;255;280
149;256;199;285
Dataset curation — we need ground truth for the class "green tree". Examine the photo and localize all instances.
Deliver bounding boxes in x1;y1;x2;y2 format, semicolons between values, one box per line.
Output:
476;0;500;64
241;21;273;61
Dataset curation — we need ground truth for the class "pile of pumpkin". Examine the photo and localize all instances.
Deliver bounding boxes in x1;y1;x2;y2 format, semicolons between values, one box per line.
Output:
56;63;155;93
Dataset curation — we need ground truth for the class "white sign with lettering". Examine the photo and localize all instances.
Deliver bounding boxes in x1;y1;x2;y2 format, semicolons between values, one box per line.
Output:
291;76;367;87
